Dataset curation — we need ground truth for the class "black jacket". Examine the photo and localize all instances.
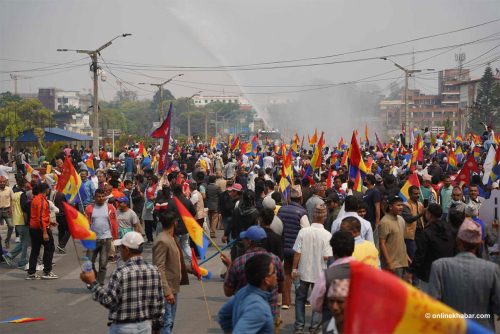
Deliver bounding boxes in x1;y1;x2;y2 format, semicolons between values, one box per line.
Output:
410;220;455;282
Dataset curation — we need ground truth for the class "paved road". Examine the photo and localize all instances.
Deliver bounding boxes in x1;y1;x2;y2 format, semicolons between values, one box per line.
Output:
0;224;300;333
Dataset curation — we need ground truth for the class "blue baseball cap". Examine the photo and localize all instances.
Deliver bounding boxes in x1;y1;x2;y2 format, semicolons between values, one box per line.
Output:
240;226;267;241
117;196;129;203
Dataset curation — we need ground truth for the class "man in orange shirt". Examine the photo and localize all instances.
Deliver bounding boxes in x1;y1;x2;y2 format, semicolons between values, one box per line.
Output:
26;183;58;280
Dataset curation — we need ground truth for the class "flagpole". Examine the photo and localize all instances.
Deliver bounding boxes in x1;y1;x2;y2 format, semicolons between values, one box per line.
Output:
198;278;212;324
202;229;223;253
72;238;83;270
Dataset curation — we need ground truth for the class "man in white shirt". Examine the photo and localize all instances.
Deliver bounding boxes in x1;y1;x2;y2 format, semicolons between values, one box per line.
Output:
292;203;332;333
331;196;374;243
263;152;274;170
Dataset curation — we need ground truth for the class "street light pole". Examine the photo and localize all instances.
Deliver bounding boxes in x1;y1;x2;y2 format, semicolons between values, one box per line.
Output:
380;57;433;145
58;33;131;155
139;73;184;122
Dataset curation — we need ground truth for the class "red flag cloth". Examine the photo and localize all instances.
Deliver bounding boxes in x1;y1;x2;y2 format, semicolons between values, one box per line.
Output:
151;103;172;138
55;157;73;193
191;248;202;280
157;105;172;173
456;154;479;185
326;165;333;189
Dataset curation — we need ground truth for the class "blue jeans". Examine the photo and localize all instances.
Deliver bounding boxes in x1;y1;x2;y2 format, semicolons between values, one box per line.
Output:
294;280;321;331
109;321;151;334
177;234;191;261
7;225;30;266
161;295;178;334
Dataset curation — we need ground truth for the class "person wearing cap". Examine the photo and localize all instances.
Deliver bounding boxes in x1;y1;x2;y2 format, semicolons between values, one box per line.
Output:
218;254;277;334
292;203;332;333
81;231;165;334
420;174;437;205
153;212;189;334
221;225;284;324
262;196;283;236
277;184;310;310
324;277;351;334
379;195;409;278
220;181;241;244
305;182;326;223
428;218;500;331
116;196;141;239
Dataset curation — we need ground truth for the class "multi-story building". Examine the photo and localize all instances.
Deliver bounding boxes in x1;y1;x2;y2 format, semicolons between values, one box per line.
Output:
55;90;80;112
38;88;56;111
38;88;82;112
65;113;93;137
380;68;474;137
192;95;250;108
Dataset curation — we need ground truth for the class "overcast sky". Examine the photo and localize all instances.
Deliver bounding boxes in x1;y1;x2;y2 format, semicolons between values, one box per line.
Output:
1;0;500;134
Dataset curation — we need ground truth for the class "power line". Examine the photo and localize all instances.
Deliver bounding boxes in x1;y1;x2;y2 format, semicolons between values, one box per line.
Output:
0;57;88;74
106;18;500;69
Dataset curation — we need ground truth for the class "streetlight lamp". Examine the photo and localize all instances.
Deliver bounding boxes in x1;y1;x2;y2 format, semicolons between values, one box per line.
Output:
186;91;202;139
58;34;132;155
380;57;434;144
139;73;184;122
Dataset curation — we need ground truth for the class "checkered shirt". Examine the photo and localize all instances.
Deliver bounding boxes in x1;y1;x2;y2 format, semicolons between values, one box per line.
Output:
91;256;165;330
224;247;284;318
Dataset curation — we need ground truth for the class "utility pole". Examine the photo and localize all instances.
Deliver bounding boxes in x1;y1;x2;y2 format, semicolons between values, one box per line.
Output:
139;73;183;122
186;91;202;139
10;74;31;95
381;57;434;144
58;34;132;155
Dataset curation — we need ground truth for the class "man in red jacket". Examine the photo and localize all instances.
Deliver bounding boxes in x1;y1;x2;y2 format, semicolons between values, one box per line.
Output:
85;188;118;285
26;183;58;280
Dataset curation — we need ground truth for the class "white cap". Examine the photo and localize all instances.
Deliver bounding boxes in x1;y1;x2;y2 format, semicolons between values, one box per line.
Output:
492;181;499;189
113;231;145;250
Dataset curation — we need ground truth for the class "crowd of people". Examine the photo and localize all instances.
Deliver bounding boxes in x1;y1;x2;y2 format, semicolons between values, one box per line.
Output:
0;125;499;333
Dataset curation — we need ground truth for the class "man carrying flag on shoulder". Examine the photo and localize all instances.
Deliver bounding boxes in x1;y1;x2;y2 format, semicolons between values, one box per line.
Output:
84;188;118;285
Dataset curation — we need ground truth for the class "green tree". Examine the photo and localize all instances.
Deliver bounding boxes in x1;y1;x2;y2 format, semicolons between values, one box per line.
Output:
0;97;53;152
469;66;500;133
0;91;21;107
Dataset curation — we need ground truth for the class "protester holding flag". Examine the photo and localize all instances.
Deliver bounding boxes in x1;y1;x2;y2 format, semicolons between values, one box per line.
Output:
84;188;118;285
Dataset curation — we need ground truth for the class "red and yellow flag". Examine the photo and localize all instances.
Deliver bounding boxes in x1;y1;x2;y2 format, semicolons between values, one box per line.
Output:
344;261;487;334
